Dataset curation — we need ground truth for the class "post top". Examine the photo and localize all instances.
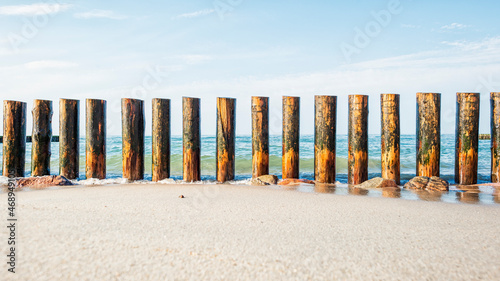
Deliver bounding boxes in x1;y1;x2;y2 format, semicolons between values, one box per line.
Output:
314;95;337;98
121;98;144;102
3;100;26;104
416;92;440;95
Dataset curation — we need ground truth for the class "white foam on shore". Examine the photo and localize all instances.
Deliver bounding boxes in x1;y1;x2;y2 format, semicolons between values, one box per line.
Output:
71;177;251;186
0;176;253;187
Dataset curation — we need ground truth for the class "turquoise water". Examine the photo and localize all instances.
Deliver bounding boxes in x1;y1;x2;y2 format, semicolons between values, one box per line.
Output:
1;134;492;183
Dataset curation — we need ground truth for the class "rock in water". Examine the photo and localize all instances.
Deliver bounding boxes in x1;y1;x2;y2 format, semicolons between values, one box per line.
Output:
251;175;279;185
17;175;73;188
404;176;449;191
279;178;315;185
355;177;398;189
404;176;430;190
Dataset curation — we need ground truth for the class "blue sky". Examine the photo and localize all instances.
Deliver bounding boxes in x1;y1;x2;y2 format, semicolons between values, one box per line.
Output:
1;0;500;136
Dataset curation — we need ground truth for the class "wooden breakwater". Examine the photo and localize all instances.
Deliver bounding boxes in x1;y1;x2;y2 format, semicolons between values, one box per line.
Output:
0;93;496;184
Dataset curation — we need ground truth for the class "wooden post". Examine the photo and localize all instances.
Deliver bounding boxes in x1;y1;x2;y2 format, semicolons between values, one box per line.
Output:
251;96;269;178
31;99;52;176
216;97;236;182
416;92;441;177
86;99;106;179
348;95;368;185
314;95;337;183
381;94;400;184
282;96;300;179
490;92;500;182
183;97;201;182
122;98;145;181
59;99;79;179
152;98;170;182
455;92;480;185
2;101;27;177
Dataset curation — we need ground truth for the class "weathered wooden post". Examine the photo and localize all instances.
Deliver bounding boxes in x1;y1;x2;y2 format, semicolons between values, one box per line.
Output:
282;96;300;179
122;98;144;181
314;95;337;183
183;97;201;182
416;92;441;177
251;96;269;178
152;98;170;182
86;99;106;179
2;101;27;177
59;99;79;179
31;99;52;176
216;97;236;182
348;95;368;185
455;92;480;185
381;94;400;184
490;92;500;182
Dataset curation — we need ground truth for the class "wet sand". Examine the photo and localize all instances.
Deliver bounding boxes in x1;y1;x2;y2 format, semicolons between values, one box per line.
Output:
2;183;500;280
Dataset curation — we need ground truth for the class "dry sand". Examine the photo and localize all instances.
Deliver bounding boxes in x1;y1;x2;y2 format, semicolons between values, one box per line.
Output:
2;183;500;280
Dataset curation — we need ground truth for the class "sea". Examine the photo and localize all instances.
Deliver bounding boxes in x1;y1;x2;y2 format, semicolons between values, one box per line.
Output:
0;134;492;182
1;134;498;204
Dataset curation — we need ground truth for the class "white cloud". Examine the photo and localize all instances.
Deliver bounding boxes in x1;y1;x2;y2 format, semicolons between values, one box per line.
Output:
0;3;71;16
345;37;500;70
74;9;128;20
23;60;78;69
441;23;469;30
441;37;500;51
171;9;214;20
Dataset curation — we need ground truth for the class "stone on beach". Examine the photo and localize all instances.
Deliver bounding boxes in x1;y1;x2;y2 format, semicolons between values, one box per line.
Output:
404;176;449;191
251;175;279;185
355;177;398;189
16;175;73;188
279;178;315;186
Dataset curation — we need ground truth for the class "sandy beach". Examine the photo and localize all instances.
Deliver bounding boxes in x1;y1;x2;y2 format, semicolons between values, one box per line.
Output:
2;183;500;280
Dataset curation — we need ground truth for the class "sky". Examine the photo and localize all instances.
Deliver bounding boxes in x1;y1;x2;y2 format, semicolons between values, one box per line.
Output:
1;0;500;136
